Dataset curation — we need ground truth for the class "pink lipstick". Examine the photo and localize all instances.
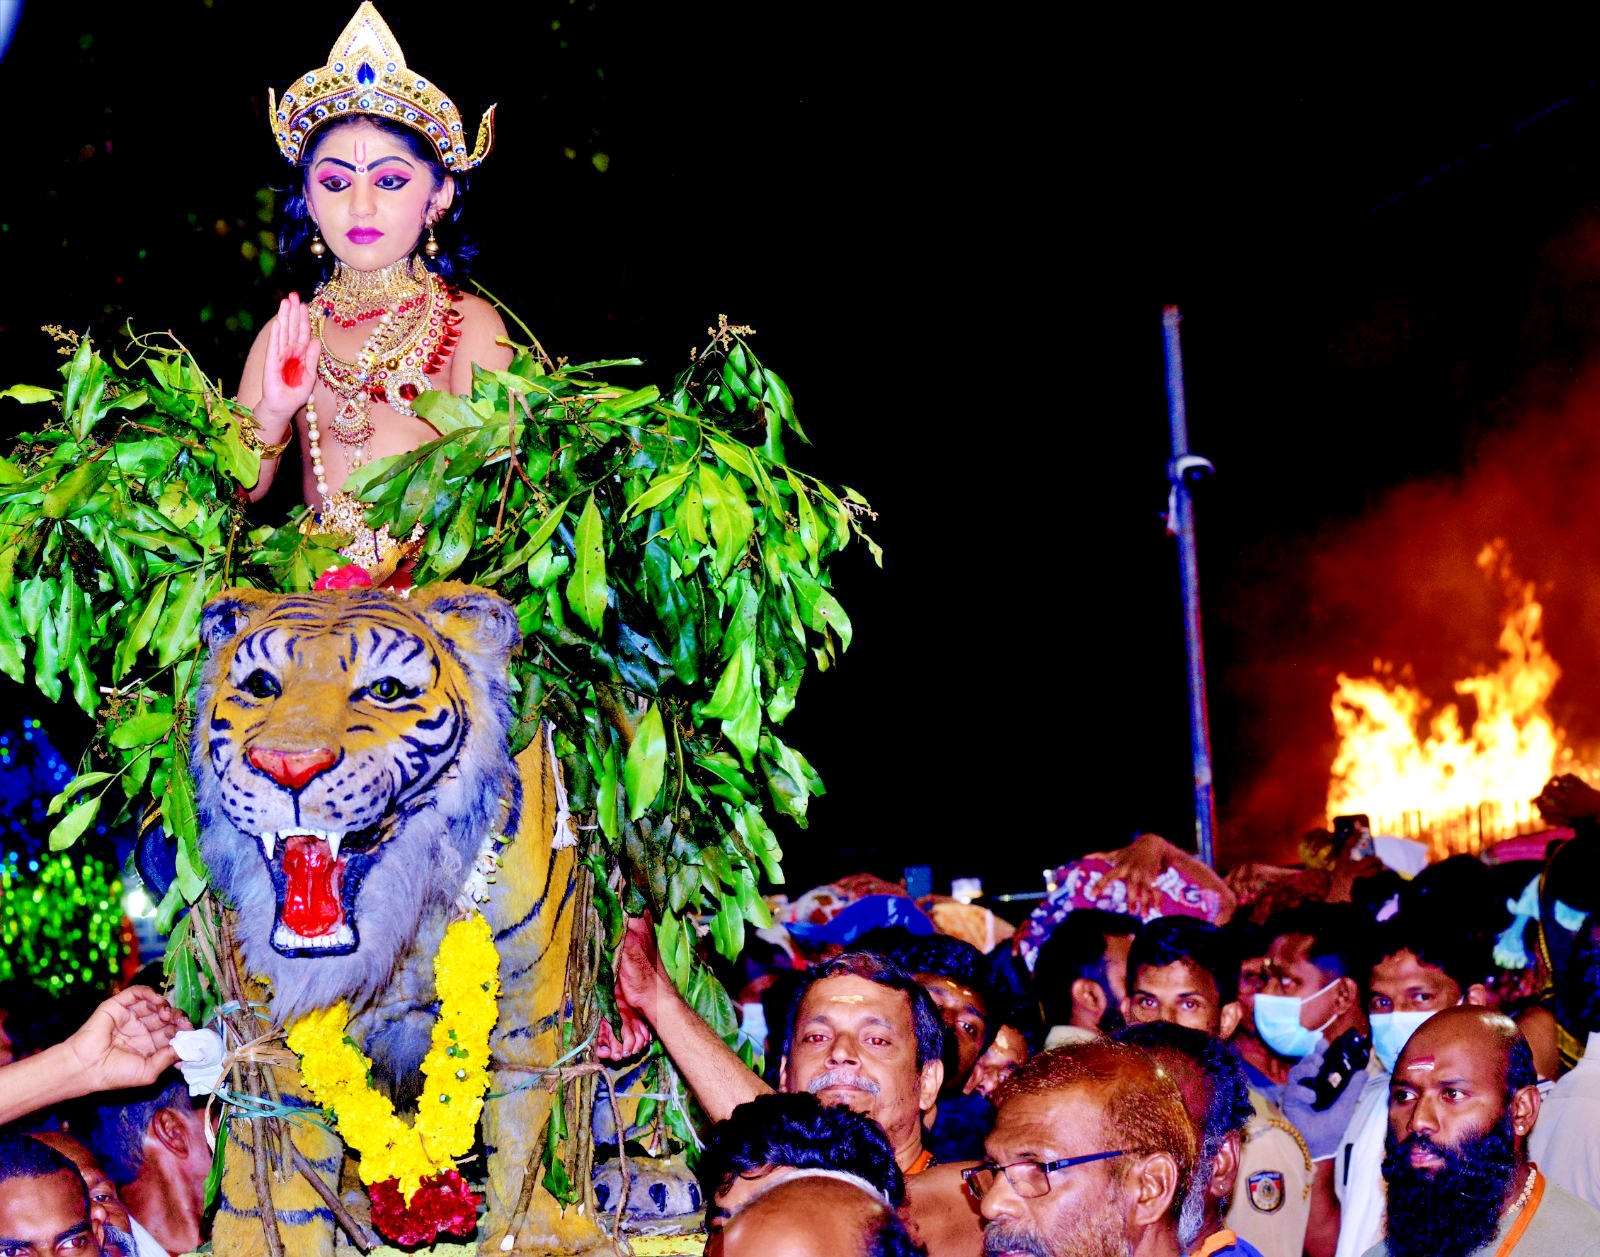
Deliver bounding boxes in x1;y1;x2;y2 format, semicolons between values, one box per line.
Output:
346;227;383;245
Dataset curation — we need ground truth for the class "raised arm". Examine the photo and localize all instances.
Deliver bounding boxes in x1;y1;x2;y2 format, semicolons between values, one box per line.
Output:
236;293;320;503
594;914;772;1122
1089;831;1237;922
0;985;187;1126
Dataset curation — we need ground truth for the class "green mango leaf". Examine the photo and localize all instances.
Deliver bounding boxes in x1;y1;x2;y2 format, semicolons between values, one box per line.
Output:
431;482;479;578
624;468;691;520
591;384;661;420
596;738;619;841
624;703;667;822
116;575;168;680
0;631;23;685
154;567;210;667
41;460;108;520
69;654;98;718
701;618;760;768
109;710;178;750
0;384;57;405
209;415;259;488
47;771;115;817
156;481;201;530
48;796;100;852
784;558;854;652
564;492;609;633
412;389;492;435
477;496;569;584
165;760;206;902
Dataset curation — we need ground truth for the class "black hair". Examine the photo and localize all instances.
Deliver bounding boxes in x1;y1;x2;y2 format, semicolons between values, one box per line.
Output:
697;1093;905;1219
82;1077;192;1187
867;1204;929;1257
1126;917;1240;1006
878;934;1000;1054
1566;916;1600;1036
1032;910;1142;1029
1369;919;1493;997
278;115;478;282
1112;1021;1254;1154
0;1134;85;1199
1261;903;1370;983
779;952;945;1072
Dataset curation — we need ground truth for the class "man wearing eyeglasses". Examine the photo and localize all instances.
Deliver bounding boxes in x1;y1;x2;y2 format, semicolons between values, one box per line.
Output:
964;1040;1194;1257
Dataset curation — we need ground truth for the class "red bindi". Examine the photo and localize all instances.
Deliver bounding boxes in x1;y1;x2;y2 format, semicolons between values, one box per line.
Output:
281;358;305;389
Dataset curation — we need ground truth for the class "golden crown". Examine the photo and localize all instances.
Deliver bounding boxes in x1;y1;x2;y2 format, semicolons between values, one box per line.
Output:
268;3;495;170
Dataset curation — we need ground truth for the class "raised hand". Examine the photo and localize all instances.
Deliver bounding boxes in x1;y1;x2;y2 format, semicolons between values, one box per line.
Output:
1535;773;1600;826
256;293;321;427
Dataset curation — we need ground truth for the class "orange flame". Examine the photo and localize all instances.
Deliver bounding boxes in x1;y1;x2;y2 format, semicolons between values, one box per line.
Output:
1326;542;1567;857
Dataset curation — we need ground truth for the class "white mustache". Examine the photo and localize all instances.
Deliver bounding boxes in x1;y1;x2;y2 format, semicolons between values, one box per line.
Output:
807;1069;881;1095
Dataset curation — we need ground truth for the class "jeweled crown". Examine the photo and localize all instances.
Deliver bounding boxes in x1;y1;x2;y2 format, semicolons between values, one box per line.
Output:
268;3;494;170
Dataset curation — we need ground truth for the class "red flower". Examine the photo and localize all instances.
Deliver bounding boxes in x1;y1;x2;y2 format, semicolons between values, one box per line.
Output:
369;1170;481;1245
313;564;374;591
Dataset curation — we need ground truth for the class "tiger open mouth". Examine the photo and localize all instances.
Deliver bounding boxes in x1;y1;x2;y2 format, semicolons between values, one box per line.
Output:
260;826;380;955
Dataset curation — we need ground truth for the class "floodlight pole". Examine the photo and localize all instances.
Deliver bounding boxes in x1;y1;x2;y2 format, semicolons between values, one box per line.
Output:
1162;306;1218;869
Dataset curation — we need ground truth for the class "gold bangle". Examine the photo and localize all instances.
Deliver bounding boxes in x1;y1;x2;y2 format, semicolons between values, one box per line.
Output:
258;437;292;459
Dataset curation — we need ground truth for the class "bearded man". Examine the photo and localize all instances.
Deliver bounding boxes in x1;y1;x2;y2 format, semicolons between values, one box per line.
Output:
1367;1006;1600;1257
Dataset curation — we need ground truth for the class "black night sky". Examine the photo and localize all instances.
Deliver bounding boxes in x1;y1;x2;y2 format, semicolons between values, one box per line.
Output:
7;10;1600;901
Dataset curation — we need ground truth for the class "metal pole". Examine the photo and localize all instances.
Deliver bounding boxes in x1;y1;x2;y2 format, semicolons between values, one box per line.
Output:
1162;306;1218;868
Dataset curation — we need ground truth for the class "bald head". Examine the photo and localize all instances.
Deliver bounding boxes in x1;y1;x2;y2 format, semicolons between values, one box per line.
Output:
710;1174;897;1257
1396;1006;1534;1095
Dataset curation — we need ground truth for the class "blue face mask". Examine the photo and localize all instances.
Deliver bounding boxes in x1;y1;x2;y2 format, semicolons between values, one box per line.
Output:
1254;979;1340;1059
1370;1010;1434;1073
1370;997;1465;1072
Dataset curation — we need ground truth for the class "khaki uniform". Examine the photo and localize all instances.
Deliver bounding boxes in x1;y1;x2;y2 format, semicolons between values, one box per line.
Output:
1225;1086;1313;1257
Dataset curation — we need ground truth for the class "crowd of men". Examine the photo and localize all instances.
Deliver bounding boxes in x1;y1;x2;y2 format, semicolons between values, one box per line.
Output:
9;817;1600;1255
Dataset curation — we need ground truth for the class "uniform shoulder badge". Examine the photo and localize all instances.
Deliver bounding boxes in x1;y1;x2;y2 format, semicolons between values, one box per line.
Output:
1247;1169;1285;1214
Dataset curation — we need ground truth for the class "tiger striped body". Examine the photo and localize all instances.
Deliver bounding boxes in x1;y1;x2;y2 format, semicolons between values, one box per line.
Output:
195;586;613;1254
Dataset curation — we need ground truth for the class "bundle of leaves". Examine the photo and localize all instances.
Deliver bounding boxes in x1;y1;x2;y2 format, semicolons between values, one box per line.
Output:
0;311;876;1165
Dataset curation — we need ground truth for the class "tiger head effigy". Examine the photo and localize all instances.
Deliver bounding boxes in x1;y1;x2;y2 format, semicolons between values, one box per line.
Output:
194;583;523;1024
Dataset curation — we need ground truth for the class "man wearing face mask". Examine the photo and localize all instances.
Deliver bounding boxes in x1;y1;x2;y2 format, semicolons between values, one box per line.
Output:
1257;906;1372;1257
1333;920;1491;1257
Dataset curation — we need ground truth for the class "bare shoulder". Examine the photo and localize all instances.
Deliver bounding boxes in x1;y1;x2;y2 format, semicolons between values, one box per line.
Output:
448;290;513;387
452;290;510;342
903;1163;982;1257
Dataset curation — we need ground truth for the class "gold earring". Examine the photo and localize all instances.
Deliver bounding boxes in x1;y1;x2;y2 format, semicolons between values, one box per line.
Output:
424;226;440;259
309;227;326;258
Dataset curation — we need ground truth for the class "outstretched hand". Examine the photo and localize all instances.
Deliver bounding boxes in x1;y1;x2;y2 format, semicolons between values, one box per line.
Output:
257;293;320;424
595;914;662;1061
66;985;189;1094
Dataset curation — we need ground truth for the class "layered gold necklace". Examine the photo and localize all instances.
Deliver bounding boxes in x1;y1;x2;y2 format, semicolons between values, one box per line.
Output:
309;257;454;460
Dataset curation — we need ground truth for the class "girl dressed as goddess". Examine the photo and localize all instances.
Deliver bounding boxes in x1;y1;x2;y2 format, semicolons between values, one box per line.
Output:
236;3;512;573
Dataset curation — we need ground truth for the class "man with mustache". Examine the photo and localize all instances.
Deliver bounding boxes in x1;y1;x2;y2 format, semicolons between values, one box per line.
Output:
967;1041;1193;1257
1365;1006;1600;1257
29;1133;142;1257
601;919;996;1253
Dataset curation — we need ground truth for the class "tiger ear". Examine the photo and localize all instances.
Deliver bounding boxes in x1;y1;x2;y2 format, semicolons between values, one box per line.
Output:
411;582;523;665
201;588;275;650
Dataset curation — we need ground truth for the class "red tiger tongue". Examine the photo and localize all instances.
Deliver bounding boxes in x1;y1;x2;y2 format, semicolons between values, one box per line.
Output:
281;835;346;936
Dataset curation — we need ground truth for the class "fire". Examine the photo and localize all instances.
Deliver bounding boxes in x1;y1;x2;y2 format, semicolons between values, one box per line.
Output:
1326;542;1569;856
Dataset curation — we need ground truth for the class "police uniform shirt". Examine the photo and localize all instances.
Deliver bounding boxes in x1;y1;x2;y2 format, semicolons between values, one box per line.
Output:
1225;1086;1313;1257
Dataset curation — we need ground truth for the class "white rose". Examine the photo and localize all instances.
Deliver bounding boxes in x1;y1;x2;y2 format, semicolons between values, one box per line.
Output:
171;1028;227;1097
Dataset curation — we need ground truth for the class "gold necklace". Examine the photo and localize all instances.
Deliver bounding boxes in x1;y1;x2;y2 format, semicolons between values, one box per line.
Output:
317;257;429;327
310;263;451;451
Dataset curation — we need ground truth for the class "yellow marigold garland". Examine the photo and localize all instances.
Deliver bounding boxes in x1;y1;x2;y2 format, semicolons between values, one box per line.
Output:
287;914;500;1202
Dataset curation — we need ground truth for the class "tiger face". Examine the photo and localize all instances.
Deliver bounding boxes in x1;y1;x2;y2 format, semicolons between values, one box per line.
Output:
194;583;523;1019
